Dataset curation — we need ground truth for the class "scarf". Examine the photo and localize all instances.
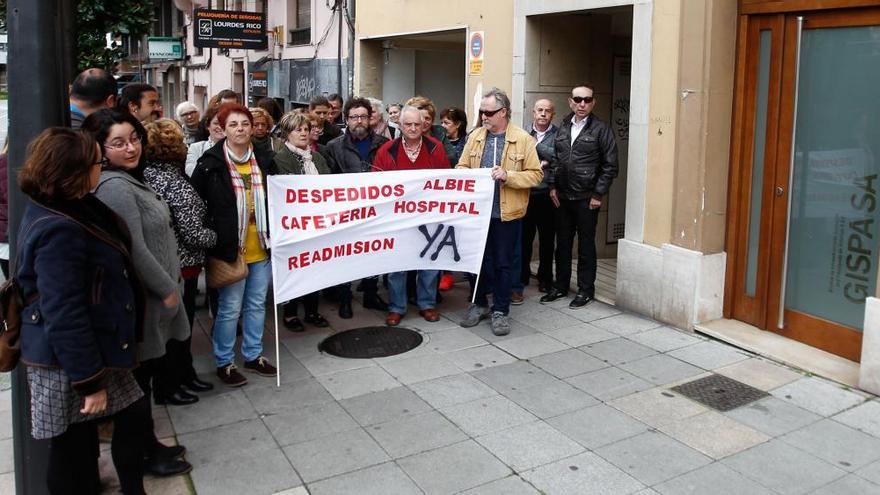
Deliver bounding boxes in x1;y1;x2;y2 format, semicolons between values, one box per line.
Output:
286;142;320;175
223;141;269;250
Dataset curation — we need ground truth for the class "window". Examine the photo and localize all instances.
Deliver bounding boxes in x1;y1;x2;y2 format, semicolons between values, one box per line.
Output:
288;0;311;46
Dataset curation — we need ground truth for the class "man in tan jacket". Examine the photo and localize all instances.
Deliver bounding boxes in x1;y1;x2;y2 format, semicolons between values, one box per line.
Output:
457;87;542;335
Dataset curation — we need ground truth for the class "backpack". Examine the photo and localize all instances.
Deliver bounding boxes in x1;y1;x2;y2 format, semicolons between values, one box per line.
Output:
0;277;24;372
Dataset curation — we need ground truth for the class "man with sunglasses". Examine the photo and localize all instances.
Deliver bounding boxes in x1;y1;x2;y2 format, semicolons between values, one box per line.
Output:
541;84;619;309
457;88;542;336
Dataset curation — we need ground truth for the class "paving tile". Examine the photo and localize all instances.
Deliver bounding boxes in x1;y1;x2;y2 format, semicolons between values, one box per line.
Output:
263;400;360;447
379;353;461;385
471;361;561;394
168;389;258;434
280;330;333;359
715;358;802;391
439;395;538;437
282;428;390;483
459;476;540;494
493;333;570;359
832;400;880;437
566;367;653;401
0;438;11;474
522;451;645;495
659;411;769;459
409;373;497;409
529;348;609;378
476;421;584;471
0;410;11;440
618;354;704;386
316;366;401;400
580;338;658;366
724;396;822;437
339;386;432;426
272;487;310;495
595;430;712;486
191;447;301;495
0;472;12;494
367;410;468;458
398;440;512;495
556;300;623;322
856;459;880;485
654;462;774;495
177;418;277;467
771;377;867;417
370;341;437;364
722;440;847;494
548;404;650;449
298;353;375;377
667;341;751;370
511;307;583;331
255;350;312;387
781;419;880;471
542;323;619;347
307;462;423;495
502;380;598;419
425;328;489;353
627;327;703;353
811;474;880;494
244;377;334;415
609;388;706;428
468;317;539;343
591;313;662;336
444;345;518;372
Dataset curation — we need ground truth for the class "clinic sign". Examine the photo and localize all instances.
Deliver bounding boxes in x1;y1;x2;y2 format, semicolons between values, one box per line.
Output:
469;31;484;75
194;9;268;50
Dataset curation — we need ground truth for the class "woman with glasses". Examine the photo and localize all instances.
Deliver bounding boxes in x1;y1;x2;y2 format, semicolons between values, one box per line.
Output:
17;128;149;494
190;103;277;387
82;109;192;478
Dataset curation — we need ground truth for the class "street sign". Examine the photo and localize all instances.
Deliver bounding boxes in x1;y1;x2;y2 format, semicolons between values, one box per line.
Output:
468;31;484;76
194;9;268;50
148;37;183;61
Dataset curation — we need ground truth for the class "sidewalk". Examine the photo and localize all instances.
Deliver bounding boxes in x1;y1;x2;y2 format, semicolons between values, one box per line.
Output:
3;280;880;494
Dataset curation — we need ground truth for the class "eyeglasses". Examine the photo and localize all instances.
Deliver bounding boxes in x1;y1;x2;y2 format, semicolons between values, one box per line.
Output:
347;114;370;121
180;111;198;118
104;135;141;151
479;108;504;118
571;96;594;104
95;157;109;168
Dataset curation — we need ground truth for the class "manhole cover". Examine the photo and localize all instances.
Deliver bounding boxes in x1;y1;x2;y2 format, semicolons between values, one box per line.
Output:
671;374;769;412
319;326;423;359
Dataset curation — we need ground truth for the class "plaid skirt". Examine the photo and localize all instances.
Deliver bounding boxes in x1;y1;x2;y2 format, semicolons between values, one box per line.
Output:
26;366;143;440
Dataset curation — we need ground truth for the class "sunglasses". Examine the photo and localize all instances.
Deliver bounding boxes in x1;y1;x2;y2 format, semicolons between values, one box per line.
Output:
571;96;594;104
480;108;504;117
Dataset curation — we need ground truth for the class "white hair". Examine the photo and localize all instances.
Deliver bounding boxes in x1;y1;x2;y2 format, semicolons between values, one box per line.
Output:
175;101;198;120
366;97;386;119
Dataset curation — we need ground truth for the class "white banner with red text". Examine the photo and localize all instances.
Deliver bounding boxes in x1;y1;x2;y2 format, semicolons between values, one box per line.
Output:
267;168;494;304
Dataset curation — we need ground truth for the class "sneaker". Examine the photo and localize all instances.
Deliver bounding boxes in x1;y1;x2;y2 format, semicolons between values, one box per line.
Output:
491;312;511;336
439;273;455;291
243;356;277;377
459;304;490;328
510;292;524;305
216;364;248;387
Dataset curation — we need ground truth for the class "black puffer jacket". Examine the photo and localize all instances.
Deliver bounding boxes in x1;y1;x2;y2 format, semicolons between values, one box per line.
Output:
323;131;389;174
550;113;619;200
190;140;272;263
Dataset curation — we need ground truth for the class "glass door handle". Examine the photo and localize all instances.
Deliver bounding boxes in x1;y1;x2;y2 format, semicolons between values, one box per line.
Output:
779;15;804;329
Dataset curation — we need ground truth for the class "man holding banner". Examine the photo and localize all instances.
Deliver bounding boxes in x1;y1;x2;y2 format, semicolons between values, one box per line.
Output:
456;88;543;336
373;105;450;326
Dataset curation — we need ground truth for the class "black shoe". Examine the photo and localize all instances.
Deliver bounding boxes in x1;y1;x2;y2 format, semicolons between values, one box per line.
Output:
569;294;594;309
304;313;330;327
145;457;193;477
540;288;567;303
538;281;553;293
155;389;199;406
363;296;389;312
284;316;305;332
149;443;185;461
339;300;353;319
182;377;214;393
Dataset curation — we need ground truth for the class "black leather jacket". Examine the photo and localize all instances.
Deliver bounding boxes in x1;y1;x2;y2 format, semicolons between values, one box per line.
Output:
323;131;389;174
550;113;618;200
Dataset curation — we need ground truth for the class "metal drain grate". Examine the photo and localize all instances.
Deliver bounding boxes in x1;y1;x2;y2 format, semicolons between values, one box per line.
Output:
319;326;423;359
671;374;769;412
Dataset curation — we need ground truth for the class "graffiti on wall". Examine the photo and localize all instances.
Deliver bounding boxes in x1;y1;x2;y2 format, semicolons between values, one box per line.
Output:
295;75;317;102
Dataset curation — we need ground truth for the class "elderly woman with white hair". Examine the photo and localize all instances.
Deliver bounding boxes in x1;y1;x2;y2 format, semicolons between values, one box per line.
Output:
175;102;201;145
367;97;395;140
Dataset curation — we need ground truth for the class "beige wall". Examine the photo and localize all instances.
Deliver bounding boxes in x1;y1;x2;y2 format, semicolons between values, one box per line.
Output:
354;0;514;119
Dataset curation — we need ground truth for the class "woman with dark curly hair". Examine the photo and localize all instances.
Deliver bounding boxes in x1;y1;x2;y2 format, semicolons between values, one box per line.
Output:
143;118;217;403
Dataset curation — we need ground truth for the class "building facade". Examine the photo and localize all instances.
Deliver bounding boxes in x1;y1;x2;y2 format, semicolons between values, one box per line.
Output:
355;0;880;392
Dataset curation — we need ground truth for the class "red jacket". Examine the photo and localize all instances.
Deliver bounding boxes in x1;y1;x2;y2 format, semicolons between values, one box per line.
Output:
373;135;449;172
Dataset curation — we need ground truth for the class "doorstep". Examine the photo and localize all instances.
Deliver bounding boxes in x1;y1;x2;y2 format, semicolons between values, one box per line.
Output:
695;318;861;389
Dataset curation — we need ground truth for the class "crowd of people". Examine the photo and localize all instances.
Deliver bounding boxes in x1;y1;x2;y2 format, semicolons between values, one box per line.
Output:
15;66;617;493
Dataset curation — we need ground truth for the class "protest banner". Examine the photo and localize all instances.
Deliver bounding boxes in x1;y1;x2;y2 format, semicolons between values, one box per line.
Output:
267;168;494;305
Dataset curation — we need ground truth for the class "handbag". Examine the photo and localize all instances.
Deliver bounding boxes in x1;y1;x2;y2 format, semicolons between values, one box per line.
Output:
0;278;25;372
206;251;248;288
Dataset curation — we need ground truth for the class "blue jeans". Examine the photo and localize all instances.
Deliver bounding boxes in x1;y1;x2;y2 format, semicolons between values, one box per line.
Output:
475;218;522;314
388;270;439;315
511;227;524;293
213;259;271;367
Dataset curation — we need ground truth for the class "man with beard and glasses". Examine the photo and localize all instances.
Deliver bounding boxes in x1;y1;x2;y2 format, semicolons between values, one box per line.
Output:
323;97;391;318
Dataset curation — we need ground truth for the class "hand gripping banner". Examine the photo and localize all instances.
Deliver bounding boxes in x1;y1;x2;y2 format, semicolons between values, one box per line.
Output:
267;168;494;304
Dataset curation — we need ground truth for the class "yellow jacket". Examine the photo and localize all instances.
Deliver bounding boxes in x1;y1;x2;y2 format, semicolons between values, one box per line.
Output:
456;124;543;221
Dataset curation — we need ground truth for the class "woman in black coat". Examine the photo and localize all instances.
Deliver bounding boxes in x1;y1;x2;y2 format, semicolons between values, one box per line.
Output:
16;128;148;494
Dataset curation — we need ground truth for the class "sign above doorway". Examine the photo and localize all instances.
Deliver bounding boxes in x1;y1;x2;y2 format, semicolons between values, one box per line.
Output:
194;9;268;50
468;31;484;75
